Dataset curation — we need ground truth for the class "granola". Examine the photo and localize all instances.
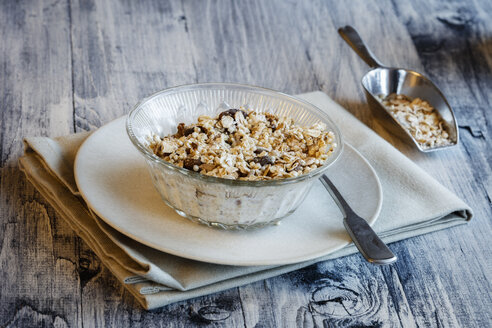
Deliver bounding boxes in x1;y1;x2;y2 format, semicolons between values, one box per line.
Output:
377;93;452;149
148;109;337;180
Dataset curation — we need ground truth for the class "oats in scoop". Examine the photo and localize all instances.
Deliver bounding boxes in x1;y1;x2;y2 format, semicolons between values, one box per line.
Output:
377;93;452;149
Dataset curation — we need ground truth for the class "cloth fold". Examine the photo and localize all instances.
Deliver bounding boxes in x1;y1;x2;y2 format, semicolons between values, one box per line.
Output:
19;91;472;310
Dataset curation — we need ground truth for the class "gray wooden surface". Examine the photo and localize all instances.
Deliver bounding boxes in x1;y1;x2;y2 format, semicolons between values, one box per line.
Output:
1;0;491;326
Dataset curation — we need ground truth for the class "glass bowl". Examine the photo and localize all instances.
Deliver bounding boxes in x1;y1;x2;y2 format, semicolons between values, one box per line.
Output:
126;83;343;230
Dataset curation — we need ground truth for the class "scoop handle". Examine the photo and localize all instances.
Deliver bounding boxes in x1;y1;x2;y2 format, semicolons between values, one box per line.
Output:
338;26;385;68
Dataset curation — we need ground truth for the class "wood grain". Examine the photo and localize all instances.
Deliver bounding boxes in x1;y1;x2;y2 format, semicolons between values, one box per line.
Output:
0;0;80;327
1;0;491;326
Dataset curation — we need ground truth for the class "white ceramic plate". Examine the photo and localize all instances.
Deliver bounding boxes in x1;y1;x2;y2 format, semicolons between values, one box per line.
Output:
75;117;382;266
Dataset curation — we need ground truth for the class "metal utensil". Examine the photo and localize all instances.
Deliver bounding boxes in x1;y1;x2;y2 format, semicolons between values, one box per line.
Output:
320;175;397;265
338;25;459;152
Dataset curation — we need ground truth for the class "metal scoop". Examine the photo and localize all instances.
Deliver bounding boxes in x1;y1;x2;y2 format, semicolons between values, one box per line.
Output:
338;26;459;152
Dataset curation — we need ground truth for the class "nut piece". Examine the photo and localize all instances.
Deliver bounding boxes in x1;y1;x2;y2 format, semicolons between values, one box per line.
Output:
218;109;246;120
183;158;202;171
254;156;275;166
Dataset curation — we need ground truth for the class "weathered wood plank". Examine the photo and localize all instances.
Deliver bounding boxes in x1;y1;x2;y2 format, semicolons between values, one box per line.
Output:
253;258;405;327
381;2;492;327
181;1;321;93
0;169;82;328
0;0;82;327
0;0;74;166
70;0;197;131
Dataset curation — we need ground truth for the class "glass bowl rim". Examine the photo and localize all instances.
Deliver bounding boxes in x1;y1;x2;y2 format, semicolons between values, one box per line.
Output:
126;82;343;187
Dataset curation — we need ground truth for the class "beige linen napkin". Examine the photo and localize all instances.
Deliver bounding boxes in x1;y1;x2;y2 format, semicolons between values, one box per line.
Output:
19;91;472;310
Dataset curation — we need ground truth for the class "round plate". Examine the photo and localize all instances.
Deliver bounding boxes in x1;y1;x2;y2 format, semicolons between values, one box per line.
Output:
75;117;382;266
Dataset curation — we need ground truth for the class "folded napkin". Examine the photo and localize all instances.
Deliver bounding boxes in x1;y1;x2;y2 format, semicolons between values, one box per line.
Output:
19;91;472;310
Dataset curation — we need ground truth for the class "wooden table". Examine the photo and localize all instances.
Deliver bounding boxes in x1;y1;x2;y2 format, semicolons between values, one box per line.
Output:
1;0;491;326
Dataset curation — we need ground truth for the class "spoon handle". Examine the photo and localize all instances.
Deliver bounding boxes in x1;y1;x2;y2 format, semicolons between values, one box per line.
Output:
320;175;397;265
338;25;385;68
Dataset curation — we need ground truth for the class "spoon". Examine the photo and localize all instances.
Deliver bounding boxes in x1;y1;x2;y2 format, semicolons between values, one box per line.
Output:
320;175;397;265
338;25;459;152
